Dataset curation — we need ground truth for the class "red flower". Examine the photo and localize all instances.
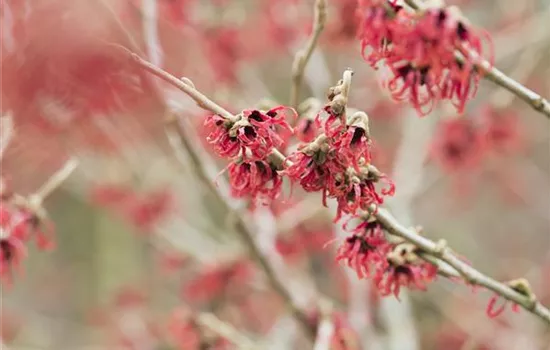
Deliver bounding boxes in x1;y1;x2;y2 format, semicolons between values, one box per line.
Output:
374;245;438;299
0;205;28;285
480;106;524;156
430;117;485;173
205;106;295;161
332;112;372;172
1;0;154;127
336;220;390;279
295;118;319;143
486;294;520;318
227;160;282;203
358;1;493;115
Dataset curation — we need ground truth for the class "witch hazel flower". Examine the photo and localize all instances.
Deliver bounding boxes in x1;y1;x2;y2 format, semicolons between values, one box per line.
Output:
333;111;372;172
227;158;282;204
358;1;494;115
330;164;395;221
205;106;295;161
335;218;391;279
430;117;485;173
295;98;322;143
374;242;438;299
0;196;55;285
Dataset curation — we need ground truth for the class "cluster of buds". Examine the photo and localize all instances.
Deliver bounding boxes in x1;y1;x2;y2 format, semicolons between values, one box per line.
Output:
0;181;55;285
336;217;437;298
285;71;394;221
357;0;493;115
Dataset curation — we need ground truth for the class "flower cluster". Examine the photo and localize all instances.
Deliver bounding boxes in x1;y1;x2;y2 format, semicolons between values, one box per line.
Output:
431;106;525;174
0;191;54;285
336;218;437;298
357;0;493;115
205;106;295;204
285;81;394;221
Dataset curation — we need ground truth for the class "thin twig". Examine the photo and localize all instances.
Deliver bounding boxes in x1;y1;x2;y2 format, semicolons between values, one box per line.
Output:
32;158;79;203
402;0;550;119
289;0;327;109
196;312;257;349
0;114;14;159
372;205;550;325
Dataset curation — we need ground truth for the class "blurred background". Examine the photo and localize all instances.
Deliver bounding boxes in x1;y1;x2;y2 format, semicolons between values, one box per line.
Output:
1;0;549;349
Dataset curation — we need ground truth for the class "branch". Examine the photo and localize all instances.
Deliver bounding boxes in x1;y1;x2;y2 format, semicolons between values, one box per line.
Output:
402;0;550;119
372;205;550;325
31;158;79;204
196;312;257;349
157;91;314;339
289;0;327;109
132;53;550;326
0;114;14;159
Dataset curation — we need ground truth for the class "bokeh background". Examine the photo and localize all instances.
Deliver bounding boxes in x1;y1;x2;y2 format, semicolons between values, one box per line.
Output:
1;0;549;349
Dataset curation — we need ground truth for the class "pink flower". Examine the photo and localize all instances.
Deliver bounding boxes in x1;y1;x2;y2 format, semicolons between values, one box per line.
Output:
430;117;485;173
205;107;295;161
374;253;438;299
227;160;282;203
336;220;390;279
486;294;520;318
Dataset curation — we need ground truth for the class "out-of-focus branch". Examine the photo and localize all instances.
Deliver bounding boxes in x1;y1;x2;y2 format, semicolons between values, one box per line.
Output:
31;158;79;204
166;115;315;340
147;70;314;338
0;114;14;159
196;312;257;349
372;206;550;325
313;300;335;350
289;0;327;109
402;0;550;119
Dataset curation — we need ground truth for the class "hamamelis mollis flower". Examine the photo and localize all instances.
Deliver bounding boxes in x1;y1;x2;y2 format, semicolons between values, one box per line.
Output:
374;243;438;299
227;159;282;203
0;199;55;285
358;1;493;115
430;117;485;173
479;106;525;156
333;112;372;172
205;107;295;161
336;219;390;279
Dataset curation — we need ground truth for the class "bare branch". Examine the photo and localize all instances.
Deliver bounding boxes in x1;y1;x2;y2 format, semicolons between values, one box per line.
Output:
196;312;257;349
372;205;550;325
32;158;79;203
290;0;327;109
